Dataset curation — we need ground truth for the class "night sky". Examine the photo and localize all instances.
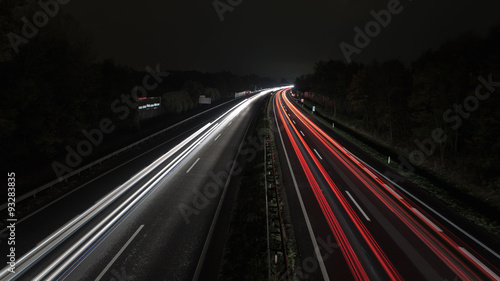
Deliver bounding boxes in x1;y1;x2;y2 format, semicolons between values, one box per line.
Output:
64;0;500;81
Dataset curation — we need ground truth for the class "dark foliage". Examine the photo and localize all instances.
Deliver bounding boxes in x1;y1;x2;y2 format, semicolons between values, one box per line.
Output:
296;23;500;185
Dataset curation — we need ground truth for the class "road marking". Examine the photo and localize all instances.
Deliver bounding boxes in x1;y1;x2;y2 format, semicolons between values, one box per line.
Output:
291;93;500;271
292;120;296;124
95;225;144;281
345;191;371;221
273;106;331;281
2;97;261;279
227;121;232;126
346;150;500;260
214;134;221;141
0;96;244;212
459;247;500;280
186;158;201;173
300;130;305;137
193;105;261;280
383;184;403;200
313;149;323;160
0;120;217;235
411;208;442;232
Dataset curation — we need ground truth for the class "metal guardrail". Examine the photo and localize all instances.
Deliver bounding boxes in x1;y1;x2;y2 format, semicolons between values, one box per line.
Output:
268;129;290;280
1;97;242;210
264;136;272;281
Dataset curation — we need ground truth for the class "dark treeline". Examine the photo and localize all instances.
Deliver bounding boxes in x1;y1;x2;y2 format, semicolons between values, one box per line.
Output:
160;70;275;114
0;1;276;179
295;23;500;189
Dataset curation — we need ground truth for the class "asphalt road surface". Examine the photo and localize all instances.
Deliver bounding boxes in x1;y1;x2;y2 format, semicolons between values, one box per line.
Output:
0;88;283;281
271;88;500;281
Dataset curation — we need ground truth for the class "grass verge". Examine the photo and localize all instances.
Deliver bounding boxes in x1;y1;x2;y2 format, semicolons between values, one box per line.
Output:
219;94;299;280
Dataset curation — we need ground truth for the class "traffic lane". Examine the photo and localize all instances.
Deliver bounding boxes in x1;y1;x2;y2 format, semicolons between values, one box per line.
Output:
0;97;252;278
23;169;213;281
0;97;247;259
61;171;218;281
0;118;212;263
288;94;500;267
278;95;413;281
195;96;270;280
315;145;450;280
289;94;500;279
12;121;221;280
288;104;486;280
275;96;381;279
48;95;265;280
288;105;457;279
272;96;355;281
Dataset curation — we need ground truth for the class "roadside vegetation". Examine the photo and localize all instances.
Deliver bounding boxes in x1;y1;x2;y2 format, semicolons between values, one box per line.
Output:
219;96;299;280
293;24;500;238
0;1;277;192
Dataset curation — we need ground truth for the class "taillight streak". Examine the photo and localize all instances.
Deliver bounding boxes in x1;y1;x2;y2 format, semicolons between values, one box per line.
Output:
277;90;401;281
275;90;369;280
283;92;499;280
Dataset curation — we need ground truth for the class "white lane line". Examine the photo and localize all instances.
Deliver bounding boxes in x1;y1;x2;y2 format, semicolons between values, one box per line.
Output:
292;120;296;124
186;158;201;173
300;130;305;137
214;134;221;141
227;121;232;126
0;120;217;235
313;149;323;160
193;100;263;280
273;102;330;281
355;155;500;260
383;184;403;200
459;247;500;281
411;208;442;232
0;97;242;212
37;123;221;280
345;191;371;222
95;225;144;281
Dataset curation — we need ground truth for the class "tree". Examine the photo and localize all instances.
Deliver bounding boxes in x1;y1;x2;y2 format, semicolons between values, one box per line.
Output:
0;5;96;164
346;60;410;143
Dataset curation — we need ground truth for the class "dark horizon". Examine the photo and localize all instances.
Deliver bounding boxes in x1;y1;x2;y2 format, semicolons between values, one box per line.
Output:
57;0;500;80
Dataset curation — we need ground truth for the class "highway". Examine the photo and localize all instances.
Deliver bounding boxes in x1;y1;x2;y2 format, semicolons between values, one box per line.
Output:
0;89;280;281
2;86;499;281
272;88;500;281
